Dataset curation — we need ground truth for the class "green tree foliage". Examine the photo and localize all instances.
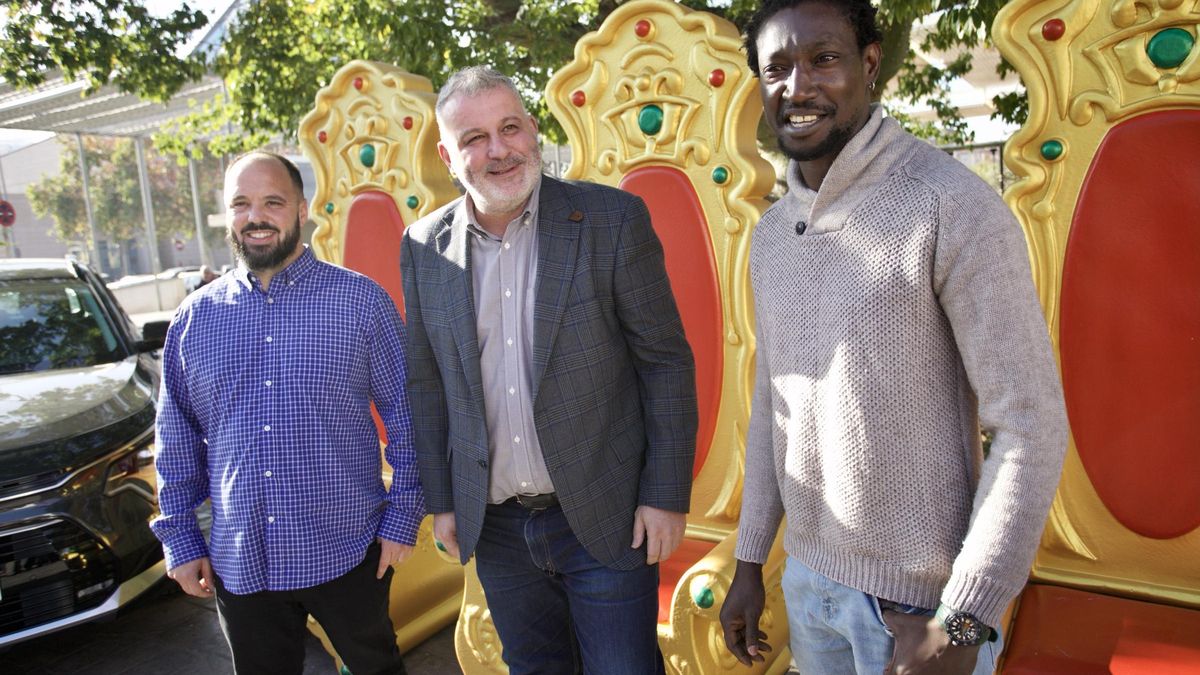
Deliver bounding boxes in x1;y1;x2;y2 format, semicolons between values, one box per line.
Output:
0;0;208;101
26;136;218;246
2;0;1021;155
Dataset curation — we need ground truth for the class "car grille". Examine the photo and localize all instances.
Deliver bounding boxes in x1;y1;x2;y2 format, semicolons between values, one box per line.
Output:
0;470;68;502
0;519;117;635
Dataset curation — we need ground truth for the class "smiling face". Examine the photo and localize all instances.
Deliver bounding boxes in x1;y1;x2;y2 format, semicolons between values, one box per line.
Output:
224;155;307;279
755;1;880;188
436;85;542;233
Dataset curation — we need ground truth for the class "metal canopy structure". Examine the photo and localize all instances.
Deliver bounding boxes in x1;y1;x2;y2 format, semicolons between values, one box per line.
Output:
0;0;241;274
0;73;224;137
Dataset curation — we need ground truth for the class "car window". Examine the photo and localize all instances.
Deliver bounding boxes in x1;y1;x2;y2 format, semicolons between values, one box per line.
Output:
0;279;126;374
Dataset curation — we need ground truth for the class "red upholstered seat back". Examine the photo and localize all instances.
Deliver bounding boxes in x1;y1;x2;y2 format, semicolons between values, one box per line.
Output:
1059;109;1200;539
342;190;409;444
342;190;409;318
619;166;722;478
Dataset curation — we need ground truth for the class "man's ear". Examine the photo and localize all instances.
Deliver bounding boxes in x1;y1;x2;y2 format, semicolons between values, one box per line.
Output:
437;142;453;171
862;41;882;88
299;199;309;223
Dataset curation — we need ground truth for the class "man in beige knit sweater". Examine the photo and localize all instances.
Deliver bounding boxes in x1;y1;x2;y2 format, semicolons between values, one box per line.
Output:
718;1;1069;674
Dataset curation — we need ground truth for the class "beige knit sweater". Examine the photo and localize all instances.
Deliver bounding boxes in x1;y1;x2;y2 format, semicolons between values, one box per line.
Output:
735;107;1069;627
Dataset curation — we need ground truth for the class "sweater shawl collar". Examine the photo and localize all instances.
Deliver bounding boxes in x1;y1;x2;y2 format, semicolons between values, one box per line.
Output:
780;104;918;235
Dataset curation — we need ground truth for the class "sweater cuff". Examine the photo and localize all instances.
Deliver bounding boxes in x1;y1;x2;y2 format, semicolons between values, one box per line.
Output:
941;570;1023;628
734;526;777;565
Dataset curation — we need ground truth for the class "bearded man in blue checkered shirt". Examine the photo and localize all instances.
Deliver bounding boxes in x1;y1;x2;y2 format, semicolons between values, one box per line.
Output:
151;152;424;675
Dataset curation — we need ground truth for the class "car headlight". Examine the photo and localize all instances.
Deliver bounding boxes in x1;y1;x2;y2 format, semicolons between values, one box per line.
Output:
103;436;157;502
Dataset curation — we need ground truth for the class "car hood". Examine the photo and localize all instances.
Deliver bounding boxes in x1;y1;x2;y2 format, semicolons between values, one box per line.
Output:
0;357;156;482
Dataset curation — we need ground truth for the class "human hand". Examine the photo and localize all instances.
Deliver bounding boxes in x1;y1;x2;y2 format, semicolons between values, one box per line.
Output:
376;538;415;579
168;556;214;597
883;611;981;675
433;512;460;560
631;505;686;564
720;560;771;666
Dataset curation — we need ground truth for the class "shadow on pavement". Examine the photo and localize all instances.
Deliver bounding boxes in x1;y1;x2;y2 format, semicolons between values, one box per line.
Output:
2;581;461;674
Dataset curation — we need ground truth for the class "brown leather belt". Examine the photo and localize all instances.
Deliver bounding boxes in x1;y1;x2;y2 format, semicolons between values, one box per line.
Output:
508;493;559;510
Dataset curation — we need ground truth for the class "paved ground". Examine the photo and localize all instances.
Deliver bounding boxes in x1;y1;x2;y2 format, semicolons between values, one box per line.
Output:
2;582;460;674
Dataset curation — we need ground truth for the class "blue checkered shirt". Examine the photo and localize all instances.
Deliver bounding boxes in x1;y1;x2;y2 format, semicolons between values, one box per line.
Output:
151;247;425;593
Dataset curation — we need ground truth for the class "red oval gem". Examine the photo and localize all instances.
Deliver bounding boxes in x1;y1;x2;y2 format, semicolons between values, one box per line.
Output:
709;69;725;87
1042;19;1066;41
317;130;327;143
403;116;413;130
353;77;364;90
571;90;586;107
635;20;651;38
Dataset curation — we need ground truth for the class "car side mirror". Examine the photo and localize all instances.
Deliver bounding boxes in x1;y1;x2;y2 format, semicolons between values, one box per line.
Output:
137;320;171;352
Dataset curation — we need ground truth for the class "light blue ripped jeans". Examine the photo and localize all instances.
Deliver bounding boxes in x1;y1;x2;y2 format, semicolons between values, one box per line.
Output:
782;557;1002;675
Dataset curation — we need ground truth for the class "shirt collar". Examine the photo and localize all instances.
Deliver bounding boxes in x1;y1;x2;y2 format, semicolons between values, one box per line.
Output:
464;175;542;241
235;244;319;290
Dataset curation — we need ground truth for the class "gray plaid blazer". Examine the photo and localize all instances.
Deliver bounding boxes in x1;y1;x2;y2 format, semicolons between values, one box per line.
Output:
401;175;697;570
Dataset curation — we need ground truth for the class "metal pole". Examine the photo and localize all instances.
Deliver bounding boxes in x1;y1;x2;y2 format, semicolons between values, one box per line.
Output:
76;133;103;270
134;137;164;310
188;157;212;267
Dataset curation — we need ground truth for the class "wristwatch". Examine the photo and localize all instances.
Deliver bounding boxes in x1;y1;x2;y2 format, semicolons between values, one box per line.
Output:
935;604;993;646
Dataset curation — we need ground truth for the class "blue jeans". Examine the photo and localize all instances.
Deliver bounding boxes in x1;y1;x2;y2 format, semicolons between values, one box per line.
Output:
474;500;664;675
782;557;1002;675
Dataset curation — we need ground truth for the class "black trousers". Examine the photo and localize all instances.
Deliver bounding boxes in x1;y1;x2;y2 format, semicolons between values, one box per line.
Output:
212;542;406;675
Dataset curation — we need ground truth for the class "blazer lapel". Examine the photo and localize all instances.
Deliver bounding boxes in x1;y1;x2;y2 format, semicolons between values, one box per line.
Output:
531;177;581;400
440;203;486;403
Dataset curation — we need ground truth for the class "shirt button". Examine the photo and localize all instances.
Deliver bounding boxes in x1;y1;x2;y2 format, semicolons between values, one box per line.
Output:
264;380;272;387
513;436;521;444
508;387;515;395
506;338;513;346
520;481;528;488
288;281;294;286
267;297;275;304
503;242;511;250
267;516;275;523
505;289;512;298
264;470;273;477
265;336;273;343
263;425;271;432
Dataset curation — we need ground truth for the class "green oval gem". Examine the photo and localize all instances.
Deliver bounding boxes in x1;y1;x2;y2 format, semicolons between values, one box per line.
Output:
1147;28;1194;69
638;105;664;136
712;166;729;184
693;586;714;609
359;143;376;168
406;195;419;209
339;666;352;675
435;540;446;552
1040;139;1064;161
324;202;334;214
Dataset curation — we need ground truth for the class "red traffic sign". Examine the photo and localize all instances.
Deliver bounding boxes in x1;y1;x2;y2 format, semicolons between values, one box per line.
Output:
0;199;14;228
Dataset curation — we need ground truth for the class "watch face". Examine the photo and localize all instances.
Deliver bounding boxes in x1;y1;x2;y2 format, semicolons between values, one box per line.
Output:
945;612;984;646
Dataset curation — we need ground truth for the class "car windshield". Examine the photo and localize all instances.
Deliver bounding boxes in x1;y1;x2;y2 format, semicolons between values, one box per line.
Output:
0;278;124;374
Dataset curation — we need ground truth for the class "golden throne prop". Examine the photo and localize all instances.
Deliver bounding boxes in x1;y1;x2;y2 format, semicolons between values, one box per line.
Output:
994;2;1200;671
451;2;789;673
297;60;463;664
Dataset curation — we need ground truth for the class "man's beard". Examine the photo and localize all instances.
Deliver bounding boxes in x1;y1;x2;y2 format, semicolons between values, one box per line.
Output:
776;105;858;163
229;217;302;272
464;151;541;216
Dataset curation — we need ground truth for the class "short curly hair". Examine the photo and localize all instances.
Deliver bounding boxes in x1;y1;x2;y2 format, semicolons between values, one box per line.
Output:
743;0;882;76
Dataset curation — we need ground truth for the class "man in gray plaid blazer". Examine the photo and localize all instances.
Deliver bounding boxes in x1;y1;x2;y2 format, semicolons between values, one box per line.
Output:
401;66;697;673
